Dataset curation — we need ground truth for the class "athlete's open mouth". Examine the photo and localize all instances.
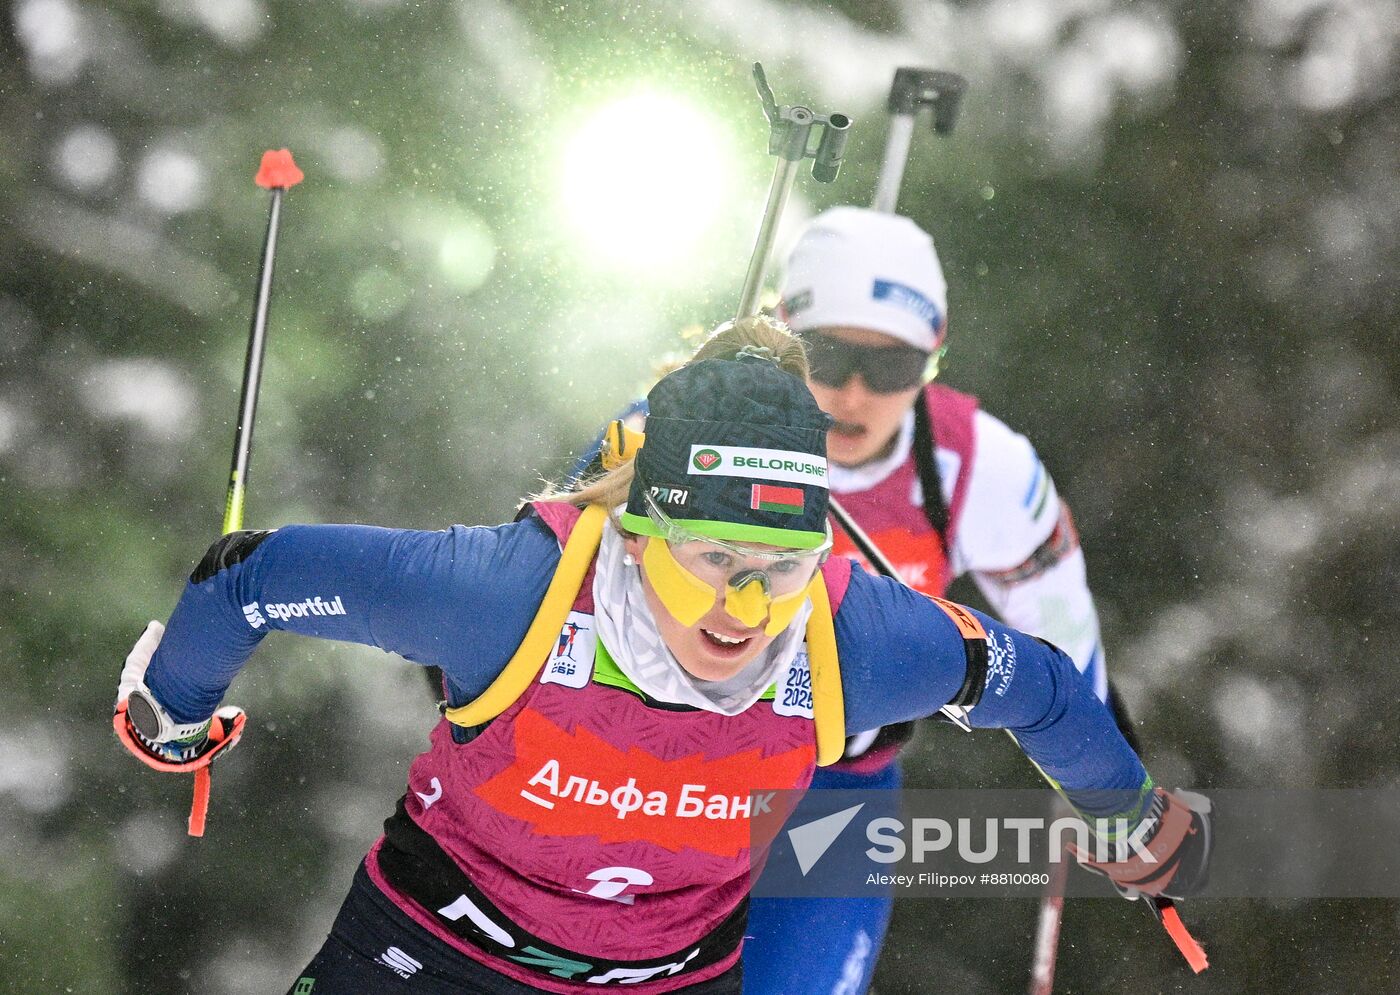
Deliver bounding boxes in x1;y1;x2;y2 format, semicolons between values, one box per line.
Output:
701;628;752;651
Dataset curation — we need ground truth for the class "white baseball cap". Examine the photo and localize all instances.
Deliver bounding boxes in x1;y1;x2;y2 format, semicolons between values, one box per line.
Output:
780;206;948;352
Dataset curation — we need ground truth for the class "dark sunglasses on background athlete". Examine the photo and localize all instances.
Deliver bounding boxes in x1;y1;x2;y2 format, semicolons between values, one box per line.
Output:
799;331;931;394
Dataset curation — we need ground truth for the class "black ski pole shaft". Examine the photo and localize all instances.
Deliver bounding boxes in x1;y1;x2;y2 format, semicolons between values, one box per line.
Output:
182;149;302;839
223;149;304;534
828;495;972;730
827;497;900;578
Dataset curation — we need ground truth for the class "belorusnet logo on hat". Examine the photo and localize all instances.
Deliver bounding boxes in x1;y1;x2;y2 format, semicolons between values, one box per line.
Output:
687;445;828;488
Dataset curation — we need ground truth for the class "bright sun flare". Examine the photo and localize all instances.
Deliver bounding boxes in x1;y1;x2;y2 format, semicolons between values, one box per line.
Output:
559;92;733;279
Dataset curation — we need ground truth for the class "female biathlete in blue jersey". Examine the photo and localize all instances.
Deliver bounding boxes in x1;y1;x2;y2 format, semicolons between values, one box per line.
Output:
115;318;1208;994
577;208;1140;994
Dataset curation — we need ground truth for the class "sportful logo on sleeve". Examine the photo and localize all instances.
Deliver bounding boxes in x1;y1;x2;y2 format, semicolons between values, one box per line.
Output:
687;445;828;488
241;595;347;628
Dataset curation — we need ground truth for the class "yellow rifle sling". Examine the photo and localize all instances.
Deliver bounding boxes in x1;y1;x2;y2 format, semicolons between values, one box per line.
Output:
443;504;607;728
805;575;846;766
444;504;846;768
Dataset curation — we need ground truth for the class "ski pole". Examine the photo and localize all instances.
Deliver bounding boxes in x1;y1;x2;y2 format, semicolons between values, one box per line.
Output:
737;68;1202;979
864;67;1203;982
184;148;303;837
1028;840;1070;995
224;148;305;534
835;61;1204;976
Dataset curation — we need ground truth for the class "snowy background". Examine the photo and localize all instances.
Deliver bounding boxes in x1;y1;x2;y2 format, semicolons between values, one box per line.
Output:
2;0;1397;991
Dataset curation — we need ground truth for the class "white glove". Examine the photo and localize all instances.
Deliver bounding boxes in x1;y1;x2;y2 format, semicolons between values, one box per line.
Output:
112;619;248;837
116;620;164;707
115;620;241;764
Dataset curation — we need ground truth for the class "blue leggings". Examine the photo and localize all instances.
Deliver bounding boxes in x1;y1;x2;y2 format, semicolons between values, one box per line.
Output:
741;761;901;995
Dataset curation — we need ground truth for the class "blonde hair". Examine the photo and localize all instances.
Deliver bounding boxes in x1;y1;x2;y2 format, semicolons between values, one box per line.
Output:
533;315;808;513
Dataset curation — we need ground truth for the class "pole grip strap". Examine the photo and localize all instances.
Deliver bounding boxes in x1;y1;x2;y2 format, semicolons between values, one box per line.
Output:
1158;900;1209;973
113;702;245;837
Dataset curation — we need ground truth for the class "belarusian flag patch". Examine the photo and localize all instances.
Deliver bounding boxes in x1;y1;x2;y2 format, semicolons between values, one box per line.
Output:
751;483;804;515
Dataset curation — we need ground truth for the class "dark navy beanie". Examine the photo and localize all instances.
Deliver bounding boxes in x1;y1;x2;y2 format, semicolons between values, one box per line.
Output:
620;353;833;549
